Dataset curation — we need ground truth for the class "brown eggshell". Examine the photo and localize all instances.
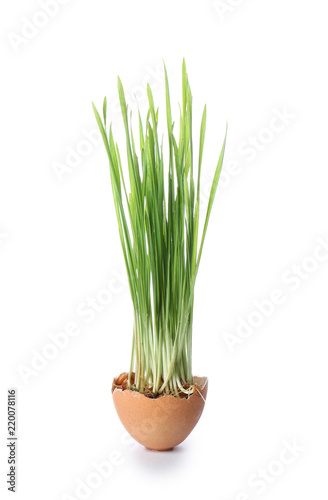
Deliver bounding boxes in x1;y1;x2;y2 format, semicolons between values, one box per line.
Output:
112;376;208;450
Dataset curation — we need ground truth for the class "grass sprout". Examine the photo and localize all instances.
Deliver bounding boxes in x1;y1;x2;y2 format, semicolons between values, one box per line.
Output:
93;60;227;397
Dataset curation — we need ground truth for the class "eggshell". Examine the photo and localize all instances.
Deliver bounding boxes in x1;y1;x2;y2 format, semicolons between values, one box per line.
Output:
112;376;208;450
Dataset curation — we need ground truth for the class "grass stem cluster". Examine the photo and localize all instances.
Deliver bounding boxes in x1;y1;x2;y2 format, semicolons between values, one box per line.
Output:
93;60;226;396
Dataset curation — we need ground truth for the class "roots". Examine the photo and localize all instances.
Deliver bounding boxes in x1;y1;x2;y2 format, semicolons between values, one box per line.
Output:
112;372;202;399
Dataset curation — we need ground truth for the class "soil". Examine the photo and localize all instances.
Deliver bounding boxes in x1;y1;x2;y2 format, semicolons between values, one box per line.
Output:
112;372;202;399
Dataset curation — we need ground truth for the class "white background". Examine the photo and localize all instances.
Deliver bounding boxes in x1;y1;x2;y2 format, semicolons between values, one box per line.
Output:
1;1;328;499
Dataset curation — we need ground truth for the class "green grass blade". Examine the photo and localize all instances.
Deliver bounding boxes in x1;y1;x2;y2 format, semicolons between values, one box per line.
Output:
196;124;227;273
